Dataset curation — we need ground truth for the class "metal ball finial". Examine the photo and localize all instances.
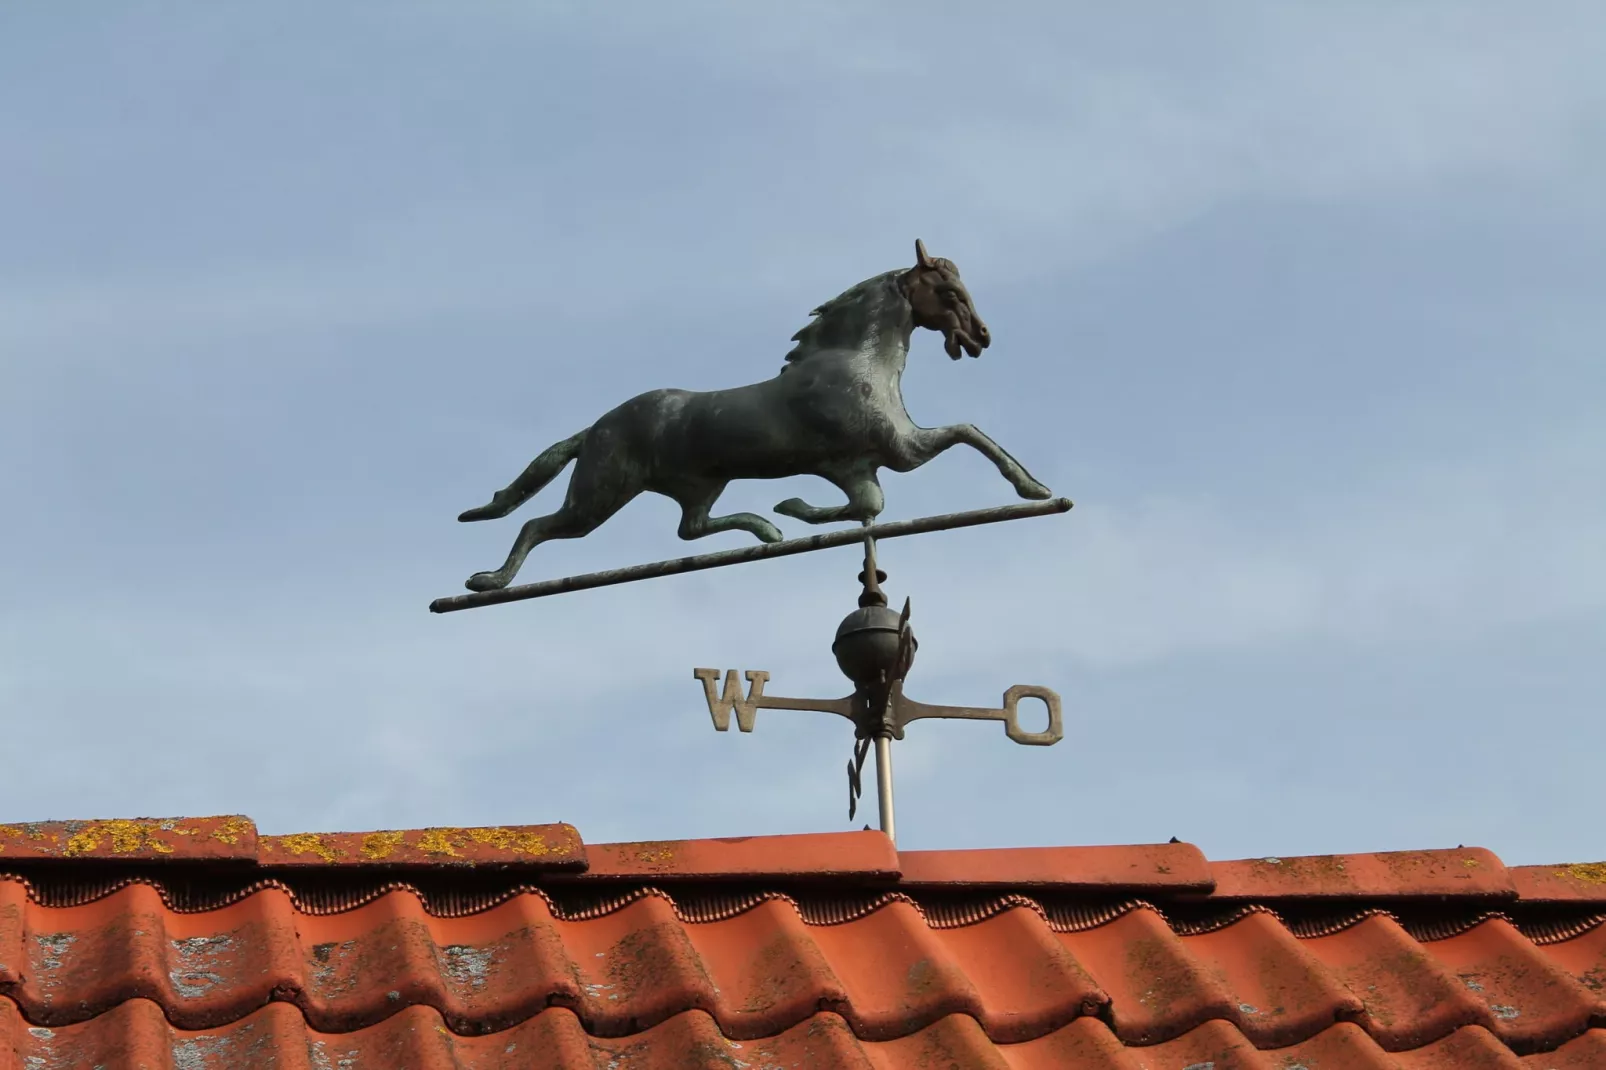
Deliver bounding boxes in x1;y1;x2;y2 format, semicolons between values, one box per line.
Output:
831;603;907;688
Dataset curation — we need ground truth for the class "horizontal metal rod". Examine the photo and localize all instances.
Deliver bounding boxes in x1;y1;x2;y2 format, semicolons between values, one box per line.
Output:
429;497;1072;614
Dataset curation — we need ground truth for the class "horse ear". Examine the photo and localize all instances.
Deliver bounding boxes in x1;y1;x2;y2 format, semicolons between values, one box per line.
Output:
914;238;933;268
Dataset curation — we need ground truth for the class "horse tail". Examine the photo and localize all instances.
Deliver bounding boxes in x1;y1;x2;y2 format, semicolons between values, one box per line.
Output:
458;429;588;522
518;429;588;498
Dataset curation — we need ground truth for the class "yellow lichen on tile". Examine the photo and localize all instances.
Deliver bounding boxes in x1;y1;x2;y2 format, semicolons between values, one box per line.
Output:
362;830;407;860
468;826;554;856
416;828;462;857
620;841;679;867
1558;862;1606;885
63;820;176;856
274;833;339;862
0;824;49;851
210;816;255;846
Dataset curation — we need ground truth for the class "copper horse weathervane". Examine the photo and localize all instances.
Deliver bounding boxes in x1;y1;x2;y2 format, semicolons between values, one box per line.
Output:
431;240;1072;841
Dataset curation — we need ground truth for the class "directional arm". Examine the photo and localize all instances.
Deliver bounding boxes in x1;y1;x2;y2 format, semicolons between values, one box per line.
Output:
893;683;1064;746
693;668;855;732
693;670;1062;745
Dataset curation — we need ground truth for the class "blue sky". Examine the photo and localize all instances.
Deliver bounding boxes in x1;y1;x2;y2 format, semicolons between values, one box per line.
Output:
3;4;1602;863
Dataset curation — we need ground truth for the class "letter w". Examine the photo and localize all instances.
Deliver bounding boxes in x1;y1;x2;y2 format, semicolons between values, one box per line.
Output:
693;668;769;732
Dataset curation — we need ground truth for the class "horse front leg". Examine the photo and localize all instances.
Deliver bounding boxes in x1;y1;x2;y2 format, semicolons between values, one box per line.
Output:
896;424;1053;500
775;467;885;525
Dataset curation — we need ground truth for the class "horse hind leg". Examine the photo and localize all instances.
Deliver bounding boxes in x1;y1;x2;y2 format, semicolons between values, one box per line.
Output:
464;448;640;591
465;504;590;591
775;468;885;525
669;480;783;544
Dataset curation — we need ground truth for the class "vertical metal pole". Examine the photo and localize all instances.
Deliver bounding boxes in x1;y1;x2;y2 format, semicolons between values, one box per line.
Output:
858;517;897;841
874;735;895;842
859;518;885;608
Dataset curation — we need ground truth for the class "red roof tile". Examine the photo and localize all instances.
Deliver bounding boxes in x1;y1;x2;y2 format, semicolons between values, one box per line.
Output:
577;830;898;881
257;822;585;869
1207;847;1516;900
1;817;1602;1068
1511;862;1606;904
897;841;1212;890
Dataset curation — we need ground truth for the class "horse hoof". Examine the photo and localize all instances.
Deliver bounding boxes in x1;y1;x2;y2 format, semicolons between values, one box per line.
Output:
465;571;508;592
1019;481;1054;501
774;497;812;520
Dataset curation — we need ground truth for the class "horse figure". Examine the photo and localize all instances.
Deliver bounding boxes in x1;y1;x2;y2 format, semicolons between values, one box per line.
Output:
457;239;1052;592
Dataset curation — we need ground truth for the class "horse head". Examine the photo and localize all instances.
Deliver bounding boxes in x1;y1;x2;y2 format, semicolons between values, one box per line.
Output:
899;239;991;360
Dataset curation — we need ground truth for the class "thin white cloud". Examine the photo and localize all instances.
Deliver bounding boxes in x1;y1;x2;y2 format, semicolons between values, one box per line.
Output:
939;428;1604;672
3;422;1597;834
7;5;1601;351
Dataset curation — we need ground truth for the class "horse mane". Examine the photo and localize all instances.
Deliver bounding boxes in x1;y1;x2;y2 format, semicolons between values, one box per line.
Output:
783;270;908;368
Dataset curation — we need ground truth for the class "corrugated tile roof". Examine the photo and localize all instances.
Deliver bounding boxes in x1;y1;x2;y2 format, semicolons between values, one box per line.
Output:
1;817;1602;1068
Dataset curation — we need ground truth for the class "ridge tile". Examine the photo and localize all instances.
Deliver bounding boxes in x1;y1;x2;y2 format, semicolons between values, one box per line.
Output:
0;815;257;863
257;822;583;869
1510;862;1606;903
578;829;898;881
897;841;1212;891
1209;847;1515;900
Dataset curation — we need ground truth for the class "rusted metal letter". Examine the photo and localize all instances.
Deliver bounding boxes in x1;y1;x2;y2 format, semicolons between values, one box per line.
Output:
693;668;770;732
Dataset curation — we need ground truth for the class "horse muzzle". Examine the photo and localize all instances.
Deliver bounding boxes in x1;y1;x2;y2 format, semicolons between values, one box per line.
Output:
946;320;990;360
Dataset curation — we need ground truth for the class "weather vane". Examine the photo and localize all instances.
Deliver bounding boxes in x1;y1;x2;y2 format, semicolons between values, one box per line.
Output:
431;239;1071;841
